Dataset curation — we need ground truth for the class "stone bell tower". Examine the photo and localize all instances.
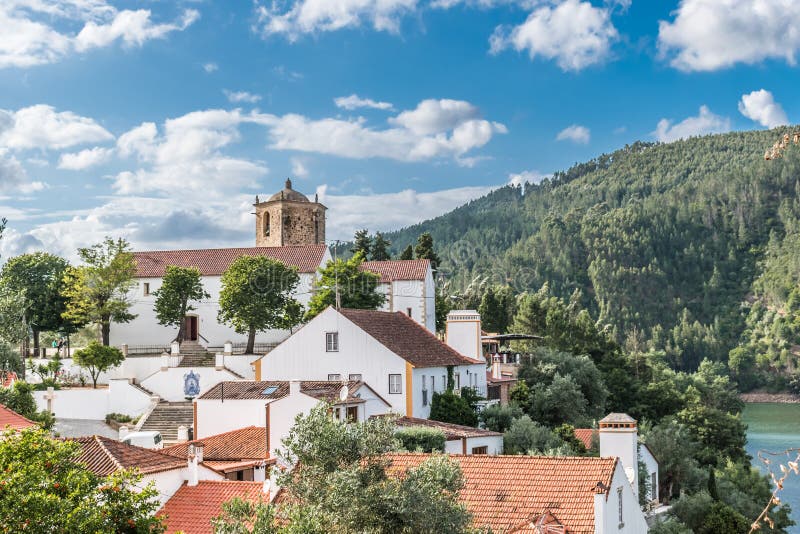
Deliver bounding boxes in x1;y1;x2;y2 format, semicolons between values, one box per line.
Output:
254;179;327;247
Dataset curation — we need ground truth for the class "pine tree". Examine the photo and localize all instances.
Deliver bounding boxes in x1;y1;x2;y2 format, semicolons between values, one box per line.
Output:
399;245;413;260
370;233;391;261
414;232;440;270
351;229;372;257
479;286;503;333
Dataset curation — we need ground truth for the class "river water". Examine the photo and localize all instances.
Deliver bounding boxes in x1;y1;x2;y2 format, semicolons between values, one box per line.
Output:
743;403;800;533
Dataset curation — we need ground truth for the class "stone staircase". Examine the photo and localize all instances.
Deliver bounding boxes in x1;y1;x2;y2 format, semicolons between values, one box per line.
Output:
177;340;214;367
138;401;194;443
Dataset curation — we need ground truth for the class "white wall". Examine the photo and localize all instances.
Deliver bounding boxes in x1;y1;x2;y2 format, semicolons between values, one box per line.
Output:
142;465;223;505
119;356;178;383
259;308;410;414
140;367;242;402
411;364;487;419
108;379;154;416
266;392;319;456
110;269;321;348
445;311;482;361
27;357;120;386
443;435;503;455
218;354;260;380
595;461;650;533
33;380;154;420
374;267;435;333
195;399;267;439
640;445;659;503
600;427;639;497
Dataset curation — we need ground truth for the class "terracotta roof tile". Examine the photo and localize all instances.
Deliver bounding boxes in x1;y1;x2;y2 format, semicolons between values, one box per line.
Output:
359;259;430;283
72;436;186;476
133;244;327;277
0;403;36;431
385;453;617;534
394;417;502;440
158;481;266;534
162;427;268;461
599;413;636;424
339;308;483;368
573;429;596;450
199;380;364;402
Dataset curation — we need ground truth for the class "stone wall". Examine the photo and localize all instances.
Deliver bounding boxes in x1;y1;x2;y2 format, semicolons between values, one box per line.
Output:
255;200;325;247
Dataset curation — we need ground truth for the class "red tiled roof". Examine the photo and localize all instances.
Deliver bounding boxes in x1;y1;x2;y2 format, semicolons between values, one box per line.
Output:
158;481;266;534
385;453;617;534
199;380;365;402
132;244;328;277
0;403;36;431
340;308;483;368
162;427;267;461
72;436;186;476
573;429;596;451
359;259;430;283
394;417;502;440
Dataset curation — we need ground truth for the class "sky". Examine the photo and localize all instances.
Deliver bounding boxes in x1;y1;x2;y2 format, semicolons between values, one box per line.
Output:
1;0;799;261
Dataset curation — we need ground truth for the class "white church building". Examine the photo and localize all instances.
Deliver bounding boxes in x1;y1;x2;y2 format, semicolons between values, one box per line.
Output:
110;180;436;349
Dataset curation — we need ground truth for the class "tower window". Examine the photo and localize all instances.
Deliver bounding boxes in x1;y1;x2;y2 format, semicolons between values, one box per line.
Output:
264;212;270;236
143;283;150;296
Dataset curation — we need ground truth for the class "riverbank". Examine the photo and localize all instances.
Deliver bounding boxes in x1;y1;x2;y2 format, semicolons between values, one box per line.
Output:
741;391;800;403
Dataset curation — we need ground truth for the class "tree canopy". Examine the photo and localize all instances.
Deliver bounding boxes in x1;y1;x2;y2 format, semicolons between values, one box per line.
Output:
73;341;124;388
305;252;385;319
152;266;209;343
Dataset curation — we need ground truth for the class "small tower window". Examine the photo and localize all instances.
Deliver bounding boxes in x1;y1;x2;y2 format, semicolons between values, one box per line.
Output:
264;212;270;236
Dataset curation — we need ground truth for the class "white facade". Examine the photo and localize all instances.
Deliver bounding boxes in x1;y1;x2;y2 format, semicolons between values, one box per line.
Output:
256;307;486;418
375;274;436;332
411;364;486;419
139;366;242;403
594;460;650;533
33;379;152;420
109;269;323;348
640;444;659;503
141;464;223;506
442;435;503;455
445;310;483;361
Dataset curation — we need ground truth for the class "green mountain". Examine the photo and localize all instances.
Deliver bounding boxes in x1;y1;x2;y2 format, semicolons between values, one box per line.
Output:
385;128;800;385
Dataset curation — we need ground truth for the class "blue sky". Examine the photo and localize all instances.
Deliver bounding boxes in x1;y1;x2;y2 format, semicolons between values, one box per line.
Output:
1;0;798;260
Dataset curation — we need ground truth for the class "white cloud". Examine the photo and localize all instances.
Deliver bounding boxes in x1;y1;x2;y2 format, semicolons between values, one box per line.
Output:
317;184;496;240
224;90;262;104
658;0;800;72
263;98;506;165
0;150;28;191
116;122;157;159
203;62;218;73
653;105;731;142
254;0;419;40
334;94;394;111
0;2;198;68
291;157;309;178
57;146;113;170
738;89;788;129
508;169;549;186
556;124;590;144
0;104;113;150
490;0;618;71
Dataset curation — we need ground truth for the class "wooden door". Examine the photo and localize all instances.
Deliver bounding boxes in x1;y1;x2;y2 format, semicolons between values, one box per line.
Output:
184;317;198;341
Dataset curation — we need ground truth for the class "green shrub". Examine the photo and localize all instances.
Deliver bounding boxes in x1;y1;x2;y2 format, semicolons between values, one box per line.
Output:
395;427;446;452
479;403;522;433
105;413;136;425
429;391;477;427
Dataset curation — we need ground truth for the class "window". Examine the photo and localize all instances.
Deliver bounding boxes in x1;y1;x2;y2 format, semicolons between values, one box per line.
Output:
431;376;435;392
651;472;657;501
422;375;428;406
471;446;488;455
143;282;150;296
264;212;270;236
325;332;339;352
406;307;412;317
442;375;446;390
389;374;402;394
617;487;624;527
327;374;341;381
346;406;358;422
349;374;362;381
454;373;461;390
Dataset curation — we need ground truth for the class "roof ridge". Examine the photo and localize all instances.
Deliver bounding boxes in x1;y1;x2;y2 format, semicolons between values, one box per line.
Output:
133;244;326;254
93;435;125;472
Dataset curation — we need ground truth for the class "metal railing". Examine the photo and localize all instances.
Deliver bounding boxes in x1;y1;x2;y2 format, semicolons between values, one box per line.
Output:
125;345;170;356
206;342;279;355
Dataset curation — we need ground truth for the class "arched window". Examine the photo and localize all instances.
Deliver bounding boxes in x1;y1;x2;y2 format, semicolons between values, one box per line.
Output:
264;212;270;236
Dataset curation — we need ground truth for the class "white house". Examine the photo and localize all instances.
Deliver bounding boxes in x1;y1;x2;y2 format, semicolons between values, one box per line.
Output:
384;453;649;533
394;416;503;455
359;259;436;332
193;379;391;448
254;307;487;418
110;244;331;348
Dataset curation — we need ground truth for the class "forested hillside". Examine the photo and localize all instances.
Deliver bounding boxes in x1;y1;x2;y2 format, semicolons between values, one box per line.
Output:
386;127;800;389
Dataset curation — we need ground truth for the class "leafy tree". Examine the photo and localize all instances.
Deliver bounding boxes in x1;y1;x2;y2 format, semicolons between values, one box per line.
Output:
218;256;302;353
370;232;391;261
696;502;750;534
643;419;705;499
0;285;28;362
675;399;747;466
213;405;472;534
429;390;477;427
152;266;209;343
0;380;54;428
554;424;588;454
0;427;165;532
399;245;413;260
0;252;70;351
61;237;137;346
478;403;522;433
414;232;440;271
478;287;503;333
395;427;446;452
503;415;564;455
73;341;124;388
351;229;372;257
306;252;385;320
508;380;532;414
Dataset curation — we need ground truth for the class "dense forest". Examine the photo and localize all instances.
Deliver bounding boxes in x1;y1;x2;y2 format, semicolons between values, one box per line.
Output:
383;127;800;391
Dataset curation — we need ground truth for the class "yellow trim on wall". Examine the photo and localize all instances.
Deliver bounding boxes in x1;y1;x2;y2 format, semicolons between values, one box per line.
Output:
405;361;414;417
254;358;262;381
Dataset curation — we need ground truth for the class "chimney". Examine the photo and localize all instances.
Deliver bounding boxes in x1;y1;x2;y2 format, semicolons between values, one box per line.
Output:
171;341;180;355
177;425;189;442
215;353;224;370
187;444;199;487
492;360;501;380
445;310;482;360
195;442;204;463
289;379;301;396
598;413;639;497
